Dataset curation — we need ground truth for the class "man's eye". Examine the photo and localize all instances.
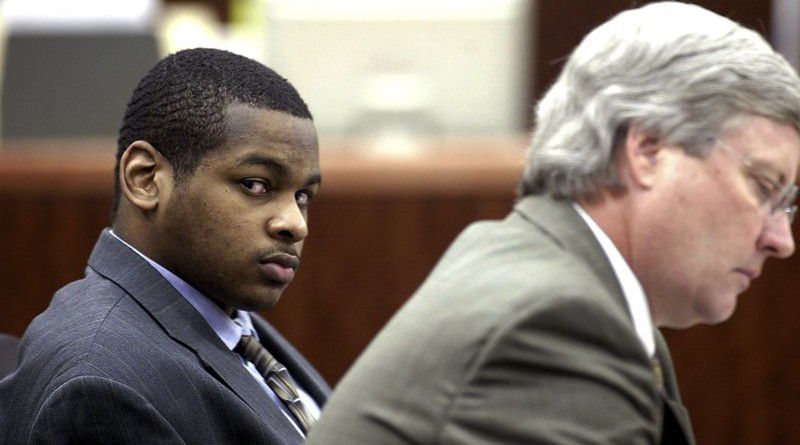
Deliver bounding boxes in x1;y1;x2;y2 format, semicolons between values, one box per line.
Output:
242;179;271;195
296;191;313;207
753;176;777;203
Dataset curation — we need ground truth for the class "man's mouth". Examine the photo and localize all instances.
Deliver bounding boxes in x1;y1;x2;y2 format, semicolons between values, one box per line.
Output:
259;253;300;285
734;268;759;281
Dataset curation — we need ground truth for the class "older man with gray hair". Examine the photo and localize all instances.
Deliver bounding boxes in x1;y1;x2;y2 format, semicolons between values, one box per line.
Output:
307;2;800;444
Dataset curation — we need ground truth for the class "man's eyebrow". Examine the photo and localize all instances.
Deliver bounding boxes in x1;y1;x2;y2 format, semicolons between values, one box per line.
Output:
236;154;288;176
236;153;322;186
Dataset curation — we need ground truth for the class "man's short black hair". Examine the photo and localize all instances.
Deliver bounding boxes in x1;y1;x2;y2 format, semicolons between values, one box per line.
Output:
112;47;312;216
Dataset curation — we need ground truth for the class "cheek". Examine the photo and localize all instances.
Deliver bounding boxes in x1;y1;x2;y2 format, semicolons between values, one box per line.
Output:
194;189;252;236
177;202;251;264
203;215;259;257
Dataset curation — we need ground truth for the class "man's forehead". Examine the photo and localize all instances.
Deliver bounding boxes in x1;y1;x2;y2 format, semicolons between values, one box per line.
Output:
223;103;318;149
724;115;800;181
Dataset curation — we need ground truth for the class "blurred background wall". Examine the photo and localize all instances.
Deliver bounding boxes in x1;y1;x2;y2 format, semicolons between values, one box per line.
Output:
1;1;798;443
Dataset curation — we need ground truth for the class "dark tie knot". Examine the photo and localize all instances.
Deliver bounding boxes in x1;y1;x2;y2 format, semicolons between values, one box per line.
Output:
237;335;281;376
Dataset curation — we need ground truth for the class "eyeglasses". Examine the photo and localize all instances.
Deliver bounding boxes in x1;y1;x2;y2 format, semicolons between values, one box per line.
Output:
715;140;798;224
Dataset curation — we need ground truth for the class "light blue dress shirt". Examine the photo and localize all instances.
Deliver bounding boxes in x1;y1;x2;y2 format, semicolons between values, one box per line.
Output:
109;230;320;437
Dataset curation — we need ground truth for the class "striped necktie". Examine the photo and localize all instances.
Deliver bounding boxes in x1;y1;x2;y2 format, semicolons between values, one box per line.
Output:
651;356;665;393
235;334;317;434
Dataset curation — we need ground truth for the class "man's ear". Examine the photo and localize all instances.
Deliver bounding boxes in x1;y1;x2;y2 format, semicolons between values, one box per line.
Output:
622;124;664;189
118;141;172;212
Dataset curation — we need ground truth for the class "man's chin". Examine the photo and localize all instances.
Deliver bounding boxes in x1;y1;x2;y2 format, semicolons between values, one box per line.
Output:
695;295;738;326
237;290;285;312
211;287;285;315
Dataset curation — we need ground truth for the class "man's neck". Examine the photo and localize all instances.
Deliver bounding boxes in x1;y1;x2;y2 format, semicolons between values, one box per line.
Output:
575;192;634;264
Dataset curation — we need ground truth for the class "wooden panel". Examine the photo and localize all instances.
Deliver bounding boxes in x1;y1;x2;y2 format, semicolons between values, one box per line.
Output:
532;0;773;106
0;195;110;334
665;252;800;444
268;194;513;381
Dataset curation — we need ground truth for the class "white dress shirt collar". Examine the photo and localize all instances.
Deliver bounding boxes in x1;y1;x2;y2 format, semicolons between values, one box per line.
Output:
571;204;656;357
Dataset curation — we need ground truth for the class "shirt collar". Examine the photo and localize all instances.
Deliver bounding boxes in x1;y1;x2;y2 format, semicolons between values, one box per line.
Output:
571;204;656;357
108;229;257;351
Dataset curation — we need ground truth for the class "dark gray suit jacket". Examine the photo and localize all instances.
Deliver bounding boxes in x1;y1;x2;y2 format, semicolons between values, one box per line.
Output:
0;334;18;379
0;229;329;444
308;195;694;444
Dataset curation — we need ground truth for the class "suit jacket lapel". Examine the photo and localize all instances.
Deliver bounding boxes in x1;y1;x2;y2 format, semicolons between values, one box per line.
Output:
87;229;299;439
655;332;696;444
513;195;628;313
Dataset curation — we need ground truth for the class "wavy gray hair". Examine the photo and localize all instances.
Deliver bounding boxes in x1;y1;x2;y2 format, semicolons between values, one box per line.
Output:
519;1;800;200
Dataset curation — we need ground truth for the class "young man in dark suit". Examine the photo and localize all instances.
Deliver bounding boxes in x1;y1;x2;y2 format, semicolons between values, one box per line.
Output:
0;48;328;444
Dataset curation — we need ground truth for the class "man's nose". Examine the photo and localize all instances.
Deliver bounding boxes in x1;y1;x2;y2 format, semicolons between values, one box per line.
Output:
759;213;796;258
267;195;308;243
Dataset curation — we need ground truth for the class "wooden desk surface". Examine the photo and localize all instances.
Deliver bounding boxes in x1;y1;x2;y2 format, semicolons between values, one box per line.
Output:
0;135;529;196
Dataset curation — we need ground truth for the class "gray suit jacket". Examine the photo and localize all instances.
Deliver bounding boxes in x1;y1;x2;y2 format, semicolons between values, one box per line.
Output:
0;229;329;444
308;195;694;444
0;334;18;379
